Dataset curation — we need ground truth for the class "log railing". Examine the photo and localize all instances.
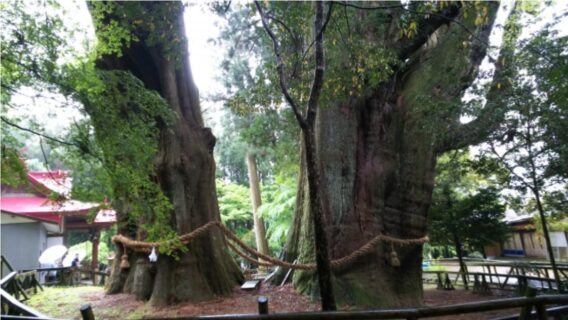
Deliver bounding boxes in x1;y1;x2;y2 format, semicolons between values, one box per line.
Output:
139;295;568;320
0;271;49;319
423;269;566;292
20;267;108;286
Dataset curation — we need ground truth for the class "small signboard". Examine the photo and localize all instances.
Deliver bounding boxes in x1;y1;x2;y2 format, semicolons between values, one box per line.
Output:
240;280;261;291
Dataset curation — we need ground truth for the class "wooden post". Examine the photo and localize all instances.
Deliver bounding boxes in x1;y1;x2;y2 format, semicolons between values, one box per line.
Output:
502;266;514;289
444;272;455;290
534;301;548;320
545;268;553;292
481;275;491;295
436;272;443;290
257;296;269;314
486;265;493;284
493;265;501;286
80;304;95;320
1;255;15;273
519;286;536;320
91;230;100;273
473;274;480;293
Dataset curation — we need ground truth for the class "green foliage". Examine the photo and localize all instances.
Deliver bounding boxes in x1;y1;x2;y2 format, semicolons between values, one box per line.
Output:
429;151;510;253
424;261;447;272
0;145;27;187
0;0;68;104
424;245;457;260
3;0;182;252
215;105;300;186
1;0;199;258
217;2;399;112
517;29;568;180
216;179;253;240
258;174;297;251
0;0;72;185
71;68;179;249
216;175;297;254
483;18;568;230
89;2;185;62
68;240;109;266
66;231;90;247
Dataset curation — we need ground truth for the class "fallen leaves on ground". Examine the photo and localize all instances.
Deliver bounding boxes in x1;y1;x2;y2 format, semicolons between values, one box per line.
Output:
29;284;525;320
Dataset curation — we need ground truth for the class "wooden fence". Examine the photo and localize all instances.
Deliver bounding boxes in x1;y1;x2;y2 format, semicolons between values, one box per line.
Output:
0;275;47;318
2;256;567;320
0;256;43;302
423;260;568;292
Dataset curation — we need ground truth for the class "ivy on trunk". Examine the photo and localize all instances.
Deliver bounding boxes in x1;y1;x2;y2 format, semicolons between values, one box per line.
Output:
87;2;243;306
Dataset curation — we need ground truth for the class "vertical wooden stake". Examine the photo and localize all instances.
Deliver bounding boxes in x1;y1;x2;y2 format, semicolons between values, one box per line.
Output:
519;287;536;320
535;302;548;320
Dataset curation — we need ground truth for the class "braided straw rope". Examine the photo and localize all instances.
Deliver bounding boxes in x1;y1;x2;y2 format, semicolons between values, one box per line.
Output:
112;220;428;270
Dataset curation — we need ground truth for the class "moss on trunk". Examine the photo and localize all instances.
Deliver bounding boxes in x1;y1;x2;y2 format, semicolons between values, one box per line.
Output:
287;4;499;307
89;2;243;306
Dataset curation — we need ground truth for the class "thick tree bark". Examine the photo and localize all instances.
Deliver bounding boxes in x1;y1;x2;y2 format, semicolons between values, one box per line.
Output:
90;2;242;305
285;3;501;307
246;153;269;271
303;126;337;311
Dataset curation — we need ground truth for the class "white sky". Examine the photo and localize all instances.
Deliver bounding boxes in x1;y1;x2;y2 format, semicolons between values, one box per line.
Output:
183;3;227;132
184;3;225;99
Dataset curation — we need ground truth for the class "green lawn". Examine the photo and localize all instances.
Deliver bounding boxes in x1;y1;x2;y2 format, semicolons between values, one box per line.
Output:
26;286;150;320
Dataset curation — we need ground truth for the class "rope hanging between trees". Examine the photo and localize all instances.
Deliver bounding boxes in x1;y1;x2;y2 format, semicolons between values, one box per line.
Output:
112;220;428;271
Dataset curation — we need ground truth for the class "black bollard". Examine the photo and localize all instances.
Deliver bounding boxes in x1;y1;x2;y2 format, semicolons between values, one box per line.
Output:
257;295;269;314
80;304;95;320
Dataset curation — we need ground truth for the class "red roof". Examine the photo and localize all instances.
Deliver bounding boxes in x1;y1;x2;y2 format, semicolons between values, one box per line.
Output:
1;171;116;228
1;197;63;224
27;171;72;197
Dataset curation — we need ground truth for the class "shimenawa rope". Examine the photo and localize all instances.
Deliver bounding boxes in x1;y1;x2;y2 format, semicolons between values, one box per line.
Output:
112;220;428;270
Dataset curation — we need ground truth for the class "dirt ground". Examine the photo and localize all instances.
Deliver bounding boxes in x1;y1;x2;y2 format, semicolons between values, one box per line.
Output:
29;285;527;319
89;285;320;318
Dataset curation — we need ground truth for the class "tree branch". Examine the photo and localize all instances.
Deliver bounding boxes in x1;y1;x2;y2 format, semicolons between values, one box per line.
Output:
437;2;515;153
1;116;77;147
397;3;462;60
331;1;415;11
268;12;303;80
254;1;307;129
306;2;332;126
437;104;506;153
406;8;493;56
333;1;493;59
297;3;334;72
489;142;534;192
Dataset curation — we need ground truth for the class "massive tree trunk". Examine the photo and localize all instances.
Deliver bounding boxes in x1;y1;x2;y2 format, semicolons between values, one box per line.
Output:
285;3;501;307
88;2;242;306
